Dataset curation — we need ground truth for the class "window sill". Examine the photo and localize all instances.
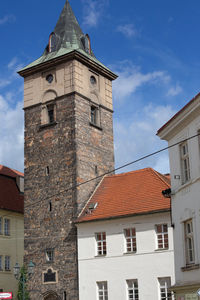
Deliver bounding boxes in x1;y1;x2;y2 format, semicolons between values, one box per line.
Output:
89;122;102;131
181;264;200;272
0;235;11;239
39;121;57;130
95;254;106;258
155;248;169;251
123;251;137;255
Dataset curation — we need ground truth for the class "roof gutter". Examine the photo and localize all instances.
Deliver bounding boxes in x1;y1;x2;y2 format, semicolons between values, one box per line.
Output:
75;208;171;225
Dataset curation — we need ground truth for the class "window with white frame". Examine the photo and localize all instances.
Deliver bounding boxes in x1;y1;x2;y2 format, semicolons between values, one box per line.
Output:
96;232;106;256
0;256;2;270
124;228;137;253
158;277;172;300
97;281;108;300
180;142;190;184
184;219;195;264
126;279;139;300
155;224;168;249
4;219;10;236
5;256;10;271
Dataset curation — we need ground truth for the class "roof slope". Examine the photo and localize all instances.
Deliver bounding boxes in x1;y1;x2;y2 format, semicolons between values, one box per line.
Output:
157;92;200;135
53;0;85;52
0;165;24;178
0;166;24;214
77;168;170;223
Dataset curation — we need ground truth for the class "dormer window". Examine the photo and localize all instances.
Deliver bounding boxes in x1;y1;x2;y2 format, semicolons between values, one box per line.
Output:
49;32;56;53
81;34;91;54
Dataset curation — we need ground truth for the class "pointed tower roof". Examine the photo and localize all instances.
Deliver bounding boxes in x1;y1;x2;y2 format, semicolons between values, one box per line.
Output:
52;0;85;51
19;1;117;80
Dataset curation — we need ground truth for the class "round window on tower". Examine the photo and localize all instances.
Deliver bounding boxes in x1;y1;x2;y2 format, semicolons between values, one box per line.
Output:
90;76;96;85
46;74;54;84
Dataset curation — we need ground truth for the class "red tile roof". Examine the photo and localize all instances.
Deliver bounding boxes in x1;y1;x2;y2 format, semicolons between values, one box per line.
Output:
0;165;24;177
0;165;24;214
157;92;200;135
77;168;170;223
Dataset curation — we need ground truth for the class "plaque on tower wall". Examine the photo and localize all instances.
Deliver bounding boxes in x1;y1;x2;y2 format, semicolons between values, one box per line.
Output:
43;268;58;284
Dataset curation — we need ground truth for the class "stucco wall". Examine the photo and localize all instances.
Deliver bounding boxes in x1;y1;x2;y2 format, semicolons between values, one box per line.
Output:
0;209;24;298
167;113;200;287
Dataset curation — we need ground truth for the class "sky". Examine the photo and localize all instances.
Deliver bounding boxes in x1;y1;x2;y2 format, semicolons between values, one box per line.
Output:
1;0;200;174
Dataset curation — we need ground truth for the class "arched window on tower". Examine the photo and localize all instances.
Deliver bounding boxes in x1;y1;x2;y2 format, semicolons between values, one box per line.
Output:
48;32;57;53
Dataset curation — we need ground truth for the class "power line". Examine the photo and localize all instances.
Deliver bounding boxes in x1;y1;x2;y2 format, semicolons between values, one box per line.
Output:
24;132;200;210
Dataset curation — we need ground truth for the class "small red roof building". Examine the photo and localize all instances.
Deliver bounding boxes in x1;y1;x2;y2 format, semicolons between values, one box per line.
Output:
77;167;171;223
0;165;24;214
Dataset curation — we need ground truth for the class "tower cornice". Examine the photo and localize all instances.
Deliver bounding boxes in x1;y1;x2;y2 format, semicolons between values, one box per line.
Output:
18;49;118;81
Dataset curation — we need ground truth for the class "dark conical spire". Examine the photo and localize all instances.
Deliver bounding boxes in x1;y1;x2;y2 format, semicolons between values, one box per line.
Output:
52;0;86;52
19;0;117;78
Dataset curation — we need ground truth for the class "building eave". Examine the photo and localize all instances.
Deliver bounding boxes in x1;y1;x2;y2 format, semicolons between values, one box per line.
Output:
75;208;170;225
157;92;200;141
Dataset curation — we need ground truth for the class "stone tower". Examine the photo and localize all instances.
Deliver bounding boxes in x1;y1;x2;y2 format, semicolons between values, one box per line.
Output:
19;1;117;299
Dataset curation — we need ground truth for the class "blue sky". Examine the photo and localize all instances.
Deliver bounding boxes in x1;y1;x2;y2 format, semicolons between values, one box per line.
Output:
1;0;200;174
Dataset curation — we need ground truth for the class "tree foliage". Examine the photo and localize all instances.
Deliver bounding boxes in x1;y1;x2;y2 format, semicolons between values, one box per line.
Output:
17;265;29;300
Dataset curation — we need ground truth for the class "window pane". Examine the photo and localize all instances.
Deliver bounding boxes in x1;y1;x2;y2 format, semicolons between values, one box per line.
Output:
159;277;171;300
156;224;168;249
4;219;10;236
127;279;139;300
5;256;10;270
97;281;108;300
125;228;137;253
96;233;106;256
185;220;195;264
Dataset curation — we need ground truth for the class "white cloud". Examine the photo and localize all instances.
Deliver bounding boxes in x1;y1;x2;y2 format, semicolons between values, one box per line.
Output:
7;57;24;78
0;94;24;172
117;24;137;38
0;15;15;25
112;63;170;100
114;104;176;174
167;84;182;96
0;79;11;88
82;0;108;27
8;57;18;69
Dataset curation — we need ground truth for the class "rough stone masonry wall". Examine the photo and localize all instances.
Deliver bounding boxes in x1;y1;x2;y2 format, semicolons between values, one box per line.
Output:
24;90;115;300
74;94;115;212
24;94;79;300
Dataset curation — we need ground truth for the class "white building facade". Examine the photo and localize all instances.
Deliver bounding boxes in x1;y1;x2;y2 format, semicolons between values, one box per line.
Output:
76;168;175;300
77;213;174;300
157;93;200;299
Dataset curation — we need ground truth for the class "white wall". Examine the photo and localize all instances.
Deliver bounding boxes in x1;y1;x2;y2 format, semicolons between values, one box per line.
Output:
167;114;200;286
77;212;174;300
